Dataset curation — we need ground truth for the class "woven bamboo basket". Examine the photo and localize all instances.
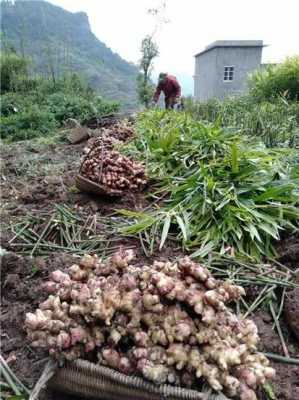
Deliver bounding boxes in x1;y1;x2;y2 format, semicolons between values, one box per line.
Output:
48;359;206;400
76;135;123;197
76;174;122;197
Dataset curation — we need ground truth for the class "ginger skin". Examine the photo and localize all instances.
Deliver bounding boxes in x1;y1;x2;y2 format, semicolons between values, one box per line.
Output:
25;251;274;399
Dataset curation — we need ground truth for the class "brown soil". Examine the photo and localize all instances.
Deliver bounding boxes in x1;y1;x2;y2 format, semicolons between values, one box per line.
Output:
253;311;299;400
1;252;77;388
277;234;299;270
284;287;299;341
1;130;299;400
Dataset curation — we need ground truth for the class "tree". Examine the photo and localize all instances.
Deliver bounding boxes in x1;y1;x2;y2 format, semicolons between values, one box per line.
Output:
137;35;159;107
136;1;169;107
0;51;29;92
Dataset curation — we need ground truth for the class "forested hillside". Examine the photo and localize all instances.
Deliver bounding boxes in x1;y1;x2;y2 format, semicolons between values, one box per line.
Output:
1;0;139;108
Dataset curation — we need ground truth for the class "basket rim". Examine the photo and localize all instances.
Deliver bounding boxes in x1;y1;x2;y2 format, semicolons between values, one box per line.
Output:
76;174;123;196
50;359;207;400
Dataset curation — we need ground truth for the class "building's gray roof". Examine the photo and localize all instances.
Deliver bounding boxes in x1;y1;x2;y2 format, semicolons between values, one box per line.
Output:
195;40;264;57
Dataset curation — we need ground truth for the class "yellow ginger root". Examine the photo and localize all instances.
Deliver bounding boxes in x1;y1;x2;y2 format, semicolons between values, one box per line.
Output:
142;293;163;312
110;248;135;268
172;321;194;342
150;328;168;346
166;344;189;370
102;348;121;369
195;324;219;345
119;356;133;374
148;346;167;363
202;305;216;325
119;289;141;312
25;309;52;330
151;272;175;295
68;264;88;281
80;254;98;270
108;329;122;346
204;364;223;391
166;280;187;301
185;288;204;314
51;270;71;284
140;361;170;384
205;343;247;370
179;257;210;282
222;281;246;300
134;331;150;347
132;347;149;360
204;277;217;289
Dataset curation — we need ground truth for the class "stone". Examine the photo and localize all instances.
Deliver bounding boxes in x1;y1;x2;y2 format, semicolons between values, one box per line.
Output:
64;118;81;129
68;127;91;144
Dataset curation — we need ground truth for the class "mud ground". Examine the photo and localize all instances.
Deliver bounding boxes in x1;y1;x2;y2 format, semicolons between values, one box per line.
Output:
1;130;298;400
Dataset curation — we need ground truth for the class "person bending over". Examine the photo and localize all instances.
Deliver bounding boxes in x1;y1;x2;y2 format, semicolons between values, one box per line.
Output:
153;72;181;109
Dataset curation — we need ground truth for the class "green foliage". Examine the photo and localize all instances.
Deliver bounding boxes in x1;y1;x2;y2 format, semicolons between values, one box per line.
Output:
137;73;155;108
45;92;118;124
137;36;159;107
120;111;299;260
0;51;29;92
183;96;299;147
1;104;58;141
0;52;119;142
248;56;299;101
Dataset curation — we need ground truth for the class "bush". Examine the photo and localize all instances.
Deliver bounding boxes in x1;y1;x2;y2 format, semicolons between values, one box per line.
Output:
249;56;299;101
45;93;118;124
0;51;30;93
0;52;120;142
1;105;57;141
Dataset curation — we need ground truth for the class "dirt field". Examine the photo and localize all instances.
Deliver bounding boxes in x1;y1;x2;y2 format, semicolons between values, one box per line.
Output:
1;128;298;400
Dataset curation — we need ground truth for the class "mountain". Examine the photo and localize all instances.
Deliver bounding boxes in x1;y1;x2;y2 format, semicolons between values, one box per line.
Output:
1;0;139;109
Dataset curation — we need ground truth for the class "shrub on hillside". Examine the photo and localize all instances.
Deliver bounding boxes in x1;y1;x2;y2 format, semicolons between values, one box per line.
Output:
45;93;118;124
1;105;58;141
0;52;120;142
0;90;119;141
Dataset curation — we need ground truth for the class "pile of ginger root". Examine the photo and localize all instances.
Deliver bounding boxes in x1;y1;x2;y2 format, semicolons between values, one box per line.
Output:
25;249;275;400
80;119;146;194
82;120;135;156
80;148;147;193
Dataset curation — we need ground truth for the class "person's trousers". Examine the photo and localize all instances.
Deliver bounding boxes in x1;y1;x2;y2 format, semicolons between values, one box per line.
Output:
165;96;176;109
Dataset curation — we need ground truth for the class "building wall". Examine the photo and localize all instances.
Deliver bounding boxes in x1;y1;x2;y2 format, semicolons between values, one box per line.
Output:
194;51;217;100
194;46;263;101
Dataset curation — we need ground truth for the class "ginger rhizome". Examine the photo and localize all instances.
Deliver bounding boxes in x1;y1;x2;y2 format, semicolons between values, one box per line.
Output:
25;250;274;400
80;121;146;193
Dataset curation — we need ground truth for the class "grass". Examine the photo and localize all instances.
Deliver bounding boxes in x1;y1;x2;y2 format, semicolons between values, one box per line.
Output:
183;96;299;148
0;355;30;399
9;204;132;257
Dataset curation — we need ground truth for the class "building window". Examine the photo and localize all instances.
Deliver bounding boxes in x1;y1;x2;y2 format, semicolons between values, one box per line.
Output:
224;66;234;81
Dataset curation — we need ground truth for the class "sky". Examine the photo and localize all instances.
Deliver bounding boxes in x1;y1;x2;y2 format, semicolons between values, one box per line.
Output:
48;0;299;95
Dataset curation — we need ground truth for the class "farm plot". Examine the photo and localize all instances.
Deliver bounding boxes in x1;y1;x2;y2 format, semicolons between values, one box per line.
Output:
1;113;299;400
